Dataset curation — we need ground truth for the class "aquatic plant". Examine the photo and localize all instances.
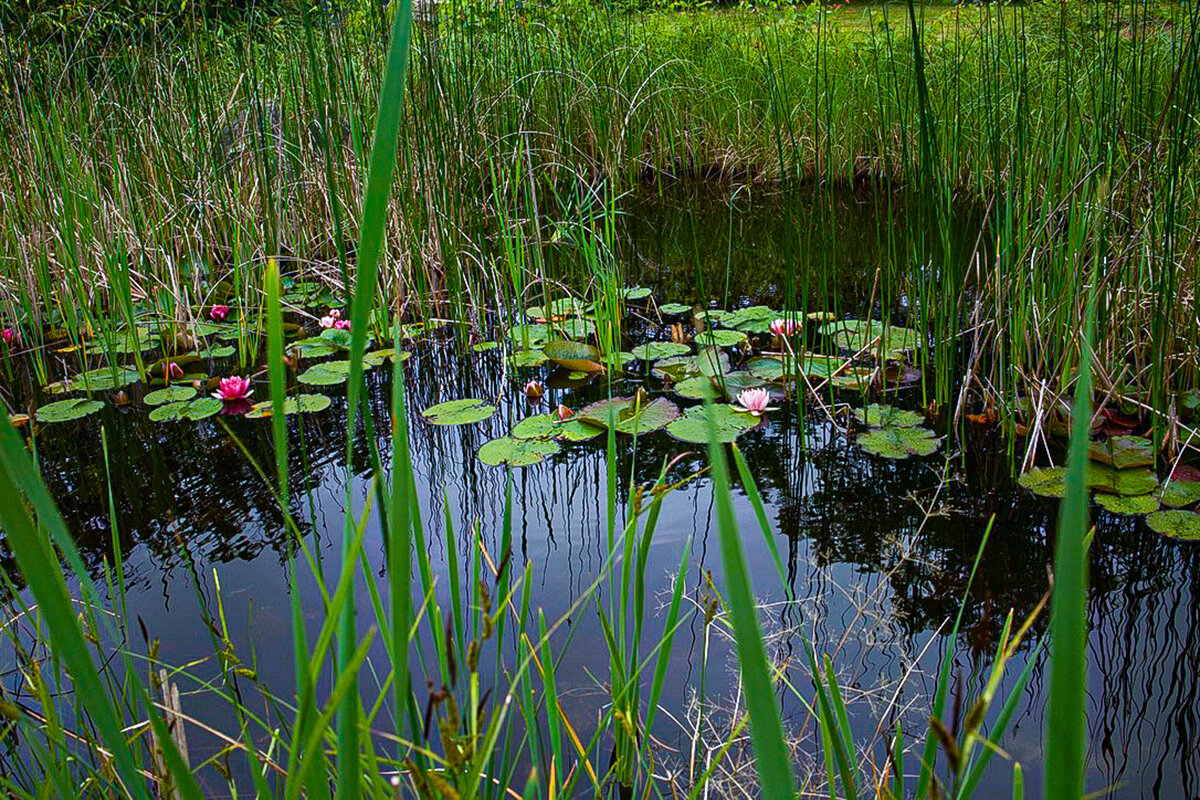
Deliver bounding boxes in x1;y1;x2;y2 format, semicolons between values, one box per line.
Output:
734;387;773;416
212;375;253;402
208;305;229;322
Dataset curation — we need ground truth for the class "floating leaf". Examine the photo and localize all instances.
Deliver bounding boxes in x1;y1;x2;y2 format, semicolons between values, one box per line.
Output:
543;340;603;373
526;297;585;320
674;376;719;400
696;347;731;379
478;436;561;467
319;328;354;349
148;397;222;422
579;396;679;435
601;351;636;370
422;398;496;426
54;366;140;394
666;404;760;443
829;369;873;391
1146;510;1200;540
555;318;595;339
717;306;777;333
821;319;921;358
198;344;237;358
651;355;697;383
694;329;747;348
364;348;407;367
290;338;338;358
631;341;690;362
853;404;923;428
246;394;332;418
858;426;941;458
714;371;767;402
557;417;605;441
144;386;197;406
34;398;104;423
746;354;844;382
298;360;351;386
659;303;692;315
512;414;559;440
1088;436;1155;470
510;350;548;368
1095;493;1159;515
623;287;652;300
1160;480;1200;509
509;323;551;348
472;341;498;352
1087;464;1158;497
1019;467;1068;497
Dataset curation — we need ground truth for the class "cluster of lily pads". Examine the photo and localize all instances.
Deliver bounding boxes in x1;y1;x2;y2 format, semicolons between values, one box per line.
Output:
416;291;938;467
1019;435;1200;540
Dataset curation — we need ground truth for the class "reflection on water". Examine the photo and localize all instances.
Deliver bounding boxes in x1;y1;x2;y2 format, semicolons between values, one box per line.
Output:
4;188;1198;799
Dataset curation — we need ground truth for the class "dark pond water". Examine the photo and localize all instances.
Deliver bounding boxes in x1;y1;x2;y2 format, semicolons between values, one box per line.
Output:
3;187;1199;799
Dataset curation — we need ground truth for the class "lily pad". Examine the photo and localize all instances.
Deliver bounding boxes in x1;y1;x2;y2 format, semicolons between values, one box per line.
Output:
1018;467;1068;497
290;338;338;358
695;347;731;379
422;398;496;426
1095;493;1159;515
659;303;692;315
556;417;606;441
1159;480;1200;509
35;398;104;423
148;397;222;422
717;306;777;333
853;404;923;428
652;355;697;383
298;361;351;386
144;386;198;406
1088;436;1155;470
509;324;551;348
55;366;140;394
1146;510;1200;540
245;394;333;418
472;341;498;352
364;348;407;367
623;287;652;300
543;340;603;372
601;351;637;369
694;329;747;348
555;318;595;339
198;344;237;359
526;298;585;320
319;328;354;349
858;426;941;459
666;404;760;444
579;396;679;435
674;376;720;400
478;436;561;467
631;342;690;362
510;350;548;368
714;371;767;402
821;319;921;358
513;413;605;441
1087;465;1158;497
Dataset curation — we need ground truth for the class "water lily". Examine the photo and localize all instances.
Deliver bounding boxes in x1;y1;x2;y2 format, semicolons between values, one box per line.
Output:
734;387;774;416
319;315;335;329
769;318;797;338
525;380;544;402
556;404;574;421
333;319;351;331
213;375;253;402
1;327;17;346
163;361;184;381
320;309;346;329
209;304;229;322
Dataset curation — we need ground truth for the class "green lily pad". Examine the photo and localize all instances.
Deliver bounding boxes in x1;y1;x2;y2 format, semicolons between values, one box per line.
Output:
245;394;333;418
478;436;561;467
1018;467;1068;497
659;303;692;315
555;318;595;339
526;298;585;320
717;306;777;333
694;329;747;348
1159;480;1200;509
298;360;351;386
830;369;874;391
422;398;496;426
543;340;603;372
512;414;559;440
1095;493;1159;515
651;355;697;383
631;342;690;361
34;398;104;423
556;417;606;441
623;287;652;300
1146;510;1200;540
148;397;222;422
858;426;941;459
364;348;407;367
509;323;551;348
579;396;679;435
714;371;767;402
510;350;548;368
821;319;921;358
472;341;498;352
1087;464;1158;497
696;347;731;379
54;366;140;394
601;351;637;370
674;376;719;400
1088;436;1155;470
290;338;338;358
319;328;354;349
198;344;237;358
853;404;923;428
666;404;761;444
144;386;198;406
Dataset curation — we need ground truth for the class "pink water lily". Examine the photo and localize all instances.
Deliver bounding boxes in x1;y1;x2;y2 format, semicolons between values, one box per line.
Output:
163;361;184;380
525;380;544;402
209;304;229;321
319;315;335;328
769;318;797;338
320;309;346;329
1;327;17;346
213;375;253;402
735;388;774;416
333;319;351;331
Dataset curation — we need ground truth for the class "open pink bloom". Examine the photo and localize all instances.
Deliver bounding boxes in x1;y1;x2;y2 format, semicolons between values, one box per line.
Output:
213;375;253;402
328;309;342;320
769;318;797;338
736;388;772;416
1;327;17;346
209;304;229;321
319;315;336;329
163;361;184;380
333;320;351;331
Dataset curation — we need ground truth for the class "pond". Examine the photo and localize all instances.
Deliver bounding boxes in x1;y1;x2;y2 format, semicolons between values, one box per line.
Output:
3;186;1198;799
